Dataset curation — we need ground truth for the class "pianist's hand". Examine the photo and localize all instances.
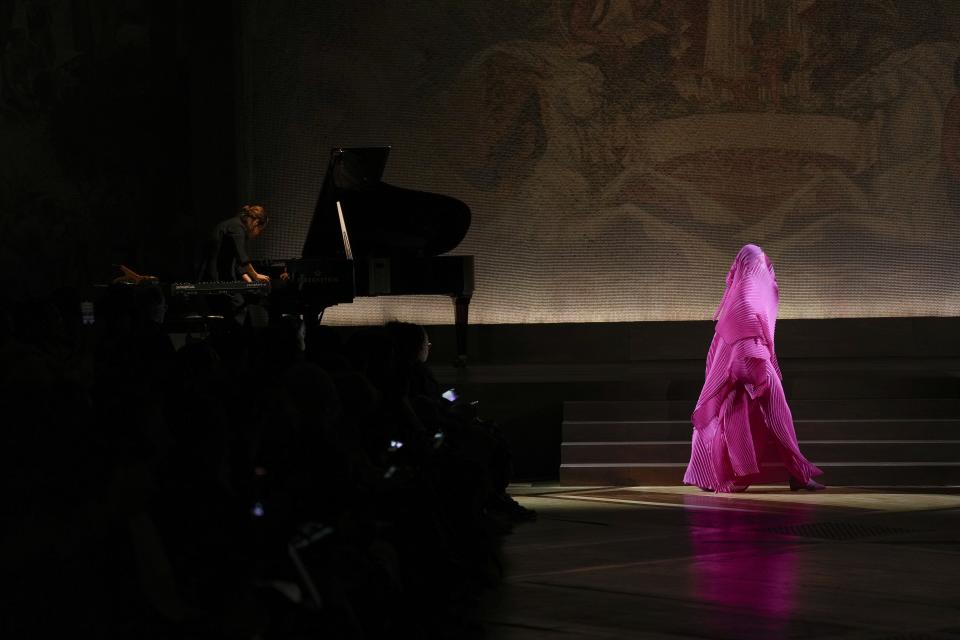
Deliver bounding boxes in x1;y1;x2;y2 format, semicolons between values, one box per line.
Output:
254;273;271;283
112;264;158;285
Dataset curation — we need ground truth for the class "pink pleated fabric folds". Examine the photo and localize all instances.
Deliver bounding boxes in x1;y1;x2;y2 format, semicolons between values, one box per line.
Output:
684;245;823;492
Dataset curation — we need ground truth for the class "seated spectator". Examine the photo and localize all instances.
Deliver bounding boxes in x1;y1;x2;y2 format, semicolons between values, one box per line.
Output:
385;320;536;524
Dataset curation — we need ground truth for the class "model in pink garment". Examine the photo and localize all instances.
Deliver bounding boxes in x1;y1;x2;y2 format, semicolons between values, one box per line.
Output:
684;244;825;493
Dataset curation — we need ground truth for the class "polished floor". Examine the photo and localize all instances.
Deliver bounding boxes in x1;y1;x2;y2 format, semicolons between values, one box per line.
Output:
484;485;960;639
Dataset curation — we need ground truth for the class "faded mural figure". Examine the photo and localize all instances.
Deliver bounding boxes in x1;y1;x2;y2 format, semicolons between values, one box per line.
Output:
684;244;824;493
839;39;960;231
450;0;686;203
702;0;808;109
445;0;705;314
941;57;960;205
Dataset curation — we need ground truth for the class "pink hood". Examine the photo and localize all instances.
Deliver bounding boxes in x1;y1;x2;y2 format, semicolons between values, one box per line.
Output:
714;244;779;347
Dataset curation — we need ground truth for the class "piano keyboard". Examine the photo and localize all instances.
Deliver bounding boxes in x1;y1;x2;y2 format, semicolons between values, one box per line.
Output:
170;281;270;296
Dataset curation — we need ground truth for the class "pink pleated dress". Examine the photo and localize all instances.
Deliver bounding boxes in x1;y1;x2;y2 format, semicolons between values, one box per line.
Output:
683;245;823;493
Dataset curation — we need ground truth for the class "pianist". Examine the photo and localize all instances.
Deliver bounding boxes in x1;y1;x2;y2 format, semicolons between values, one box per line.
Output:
199;204;272;324
200;204;271;284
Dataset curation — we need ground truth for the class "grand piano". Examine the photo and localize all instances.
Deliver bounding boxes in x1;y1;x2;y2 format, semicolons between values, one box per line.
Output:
266;147;475;363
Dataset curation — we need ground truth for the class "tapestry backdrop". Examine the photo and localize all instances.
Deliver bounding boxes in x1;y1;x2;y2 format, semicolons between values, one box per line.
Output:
239;0;960;324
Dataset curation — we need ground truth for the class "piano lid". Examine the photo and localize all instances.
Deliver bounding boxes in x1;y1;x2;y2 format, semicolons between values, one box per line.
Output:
301;147;391;259
301;146;471;260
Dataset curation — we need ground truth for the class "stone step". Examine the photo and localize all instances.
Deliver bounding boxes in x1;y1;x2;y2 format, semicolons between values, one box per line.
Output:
783;375;960;399
559;463;960;487
561;441;960;465
655;375;960;401
564;398;960;421
562;419;960;442
439;369;960;402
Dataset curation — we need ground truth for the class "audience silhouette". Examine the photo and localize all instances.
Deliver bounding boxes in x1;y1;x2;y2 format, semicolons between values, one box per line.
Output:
1;286;533;638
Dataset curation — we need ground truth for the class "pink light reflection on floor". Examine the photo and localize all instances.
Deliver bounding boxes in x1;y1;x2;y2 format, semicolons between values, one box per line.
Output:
685;497;813;638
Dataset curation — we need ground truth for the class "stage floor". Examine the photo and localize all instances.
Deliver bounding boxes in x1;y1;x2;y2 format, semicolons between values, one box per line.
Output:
484;485;960;639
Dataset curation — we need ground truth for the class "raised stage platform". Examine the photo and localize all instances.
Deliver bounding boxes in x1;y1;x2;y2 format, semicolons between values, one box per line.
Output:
420;317;960;486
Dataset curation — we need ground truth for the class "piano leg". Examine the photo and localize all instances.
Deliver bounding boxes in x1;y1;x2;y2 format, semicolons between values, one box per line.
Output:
452;293;471;367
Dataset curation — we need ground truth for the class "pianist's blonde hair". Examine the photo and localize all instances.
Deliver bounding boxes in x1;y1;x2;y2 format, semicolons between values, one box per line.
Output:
239;204;266;221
